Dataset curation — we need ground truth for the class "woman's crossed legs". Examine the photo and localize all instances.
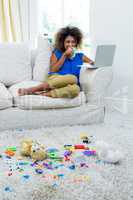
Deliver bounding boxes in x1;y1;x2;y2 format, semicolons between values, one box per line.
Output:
18;74;80;98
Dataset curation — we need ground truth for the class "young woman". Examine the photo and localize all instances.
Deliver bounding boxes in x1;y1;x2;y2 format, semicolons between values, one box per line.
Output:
18;26;94;98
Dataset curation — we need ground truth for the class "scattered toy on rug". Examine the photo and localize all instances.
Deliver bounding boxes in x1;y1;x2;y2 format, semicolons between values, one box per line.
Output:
95;140;123;163
80;133;94;144
20;136;123;164
20;139;47;161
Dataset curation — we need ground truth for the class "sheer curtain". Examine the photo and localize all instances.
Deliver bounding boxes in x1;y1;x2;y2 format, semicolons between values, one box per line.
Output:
0;0;38;44
0;0;90;48
0;0;22;42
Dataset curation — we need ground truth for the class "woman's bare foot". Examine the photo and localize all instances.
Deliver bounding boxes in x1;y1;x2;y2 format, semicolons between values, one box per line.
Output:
18;88;33;96
18;82;51;96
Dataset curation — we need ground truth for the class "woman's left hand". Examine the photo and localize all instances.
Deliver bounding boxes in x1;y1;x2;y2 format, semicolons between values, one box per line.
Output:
89;60;95;65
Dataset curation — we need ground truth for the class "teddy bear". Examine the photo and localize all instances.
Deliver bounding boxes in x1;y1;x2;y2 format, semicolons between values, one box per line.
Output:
20;139;47;161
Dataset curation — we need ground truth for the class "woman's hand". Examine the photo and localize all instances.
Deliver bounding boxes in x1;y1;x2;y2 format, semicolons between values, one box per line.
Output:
64;47;73;58
89;60;95;65
83;55;95;65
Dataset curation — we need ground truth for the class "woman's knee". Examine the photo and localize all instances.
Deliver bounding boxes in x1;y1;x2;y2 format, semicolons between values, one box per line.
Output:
50;84;80;98
69;84;80;97
64;75;78;84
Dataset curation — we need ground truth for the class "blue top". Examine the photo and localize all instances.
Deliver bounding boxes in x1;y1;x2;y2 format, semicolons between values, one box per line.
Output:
48;48;84;84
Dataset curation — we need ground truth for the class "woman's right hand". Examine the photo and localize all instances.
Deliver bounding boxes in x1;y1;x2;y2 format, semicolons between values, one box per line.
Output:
64;47;73;57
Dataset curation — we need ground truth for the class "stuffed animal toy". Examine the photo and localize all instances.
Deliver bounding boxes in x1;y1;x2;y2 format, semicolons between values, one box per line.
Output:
20;139;33;156
95;140;123;163
20;139;47;161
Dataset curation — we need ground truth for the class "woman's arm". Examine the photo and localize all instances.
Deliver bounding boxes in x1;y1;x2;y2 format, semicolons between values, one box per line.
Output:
50;53;66;72
83;55;94;65
50;48;73;72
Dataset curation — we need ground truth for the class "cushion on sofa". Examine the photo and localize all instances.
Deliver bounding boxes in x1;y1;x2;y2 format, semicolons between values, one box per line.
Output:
33;35;52;82
14;92;86;109
0;83;12;109
8;81;86;109
0;43;31;86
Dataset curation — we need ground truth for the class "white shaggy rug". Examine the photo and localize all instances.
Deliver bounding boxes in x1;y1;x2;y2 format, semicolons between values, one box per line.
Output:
0;111;133;200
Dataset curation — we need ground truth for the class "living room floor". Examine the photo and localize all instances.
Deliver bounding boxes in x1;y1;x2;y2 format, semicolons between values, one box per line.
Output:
0;109;133;200
105;108;133;129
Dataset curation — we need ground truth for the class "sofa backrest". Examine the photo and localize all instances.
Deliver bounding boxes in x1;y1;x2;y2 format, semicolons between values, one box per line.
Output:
30;49;37;70
32;35;53;82
0;43;32;86
0;36;53;86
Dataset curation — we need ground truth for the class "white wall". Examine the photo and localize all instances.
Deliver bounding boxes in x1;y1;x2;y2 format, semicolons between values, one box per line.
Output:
90;0;133;99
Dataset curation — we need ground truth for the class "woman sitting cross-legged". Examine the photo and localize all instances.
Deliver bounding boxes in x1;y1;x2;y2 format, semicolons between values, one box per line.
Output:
18;26;94;98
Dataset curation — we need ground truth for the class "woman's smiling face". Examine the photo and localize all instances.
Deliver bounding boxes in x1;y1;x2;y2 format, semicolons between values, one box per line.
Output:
64;35;77;50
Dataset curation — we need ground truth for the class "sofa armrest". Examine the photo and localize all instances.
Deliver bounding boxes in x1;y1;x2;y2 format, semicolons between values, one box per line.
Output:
80;67;113;104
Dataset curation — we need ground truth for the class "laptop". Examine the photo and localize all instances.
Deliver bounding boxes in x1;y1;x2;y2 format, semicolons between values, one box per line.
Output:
83;44;116;69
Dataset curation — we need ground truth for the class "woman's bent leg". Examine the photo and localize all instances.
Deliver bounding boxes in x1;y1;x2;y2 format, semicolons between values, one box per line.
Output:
45;84;80;98
18;82;50;96
18;74;78;96
47;74;78;89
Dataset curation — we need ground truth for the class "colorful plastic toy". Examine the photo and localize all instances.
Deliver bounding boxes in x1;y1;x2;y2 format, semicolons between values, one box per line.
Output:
74;144;86;149
83;150;96;156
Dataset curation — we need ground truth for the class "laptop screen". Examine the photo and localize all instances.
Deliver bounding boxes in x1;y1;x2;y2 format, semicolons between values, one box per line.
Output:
94;45;116;67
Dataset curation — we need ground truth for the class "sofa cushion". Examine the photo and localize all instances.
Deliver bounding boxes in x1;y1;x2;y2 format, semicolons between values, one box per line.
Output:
15;92;86;109
0;43;31;86
0;83;12;109
33;35;52;82
8;81;86;109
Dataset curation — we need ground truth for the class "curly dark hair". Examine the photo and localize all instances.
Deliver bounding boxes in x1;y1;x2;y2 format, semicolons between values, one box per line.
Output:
54;26;83;52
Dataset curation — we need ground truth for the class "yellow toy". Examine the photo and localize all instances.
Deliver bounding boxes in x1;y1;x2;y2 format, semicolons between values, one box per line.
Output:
20;139;33;156
80;133;89;144
20;139;47;161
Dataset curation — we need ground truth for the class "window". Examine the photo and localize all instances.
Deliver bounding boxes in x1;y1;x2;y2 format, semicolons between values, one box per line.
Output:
38;0;91;55
38;0;63;37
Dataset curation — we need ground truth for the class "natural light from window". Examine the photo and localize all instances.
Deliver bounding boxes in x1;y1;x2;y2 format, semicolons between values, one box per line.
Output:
38;0;91;55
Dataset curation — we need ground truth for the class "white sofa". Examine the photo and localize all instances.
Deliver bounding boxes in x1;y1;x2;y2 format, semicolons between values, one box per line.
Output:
0;36;113;131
